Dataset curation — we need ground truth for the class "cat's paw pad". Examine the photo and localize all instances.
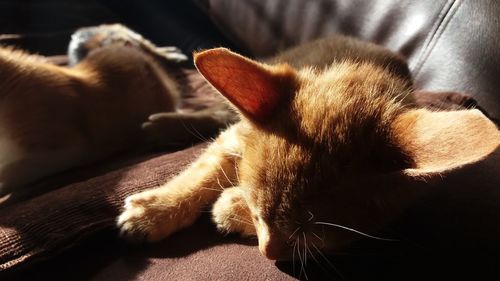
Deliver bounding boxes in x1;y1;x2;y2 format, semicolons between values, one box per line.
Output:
117;192;188;242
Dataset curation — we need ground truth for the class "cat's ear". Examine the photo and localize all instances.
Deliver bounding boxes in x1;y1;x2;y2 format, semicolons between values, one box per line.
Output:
394;109;499;174
194;48;297;122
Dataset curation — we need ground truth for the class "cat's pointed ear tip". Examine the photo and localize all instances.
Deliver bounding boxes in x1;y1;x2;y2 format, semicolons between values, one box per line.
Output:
193;48;233;65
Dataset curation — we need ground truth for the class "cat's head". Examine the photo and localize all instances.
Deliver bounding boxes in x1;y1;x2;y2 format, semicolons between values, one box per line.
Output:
195;48;499;260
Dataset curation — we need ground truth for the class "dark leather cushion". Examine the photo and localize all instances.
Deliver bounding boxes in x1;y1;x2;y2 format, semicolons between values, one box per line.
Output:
201;0;500;120
0;0;240;57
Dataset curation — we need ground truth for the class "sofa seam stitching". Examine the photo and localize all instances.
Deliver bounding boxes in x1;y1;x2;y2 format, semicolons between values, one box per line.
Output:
412;0;462;77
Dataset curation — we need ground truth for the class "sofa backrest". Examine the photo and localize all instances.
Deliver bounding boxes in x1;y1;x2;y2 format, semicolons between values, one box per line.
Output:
199;0;500;120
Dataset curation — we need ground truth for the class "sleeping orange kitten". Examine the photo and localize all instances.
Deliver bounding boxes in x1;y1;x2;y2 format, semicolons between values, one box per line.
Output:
118;36;500;260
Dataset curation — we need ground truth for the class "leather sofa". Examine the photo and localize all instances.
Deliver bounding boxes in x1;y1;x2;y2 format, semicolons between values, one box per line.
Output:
2;1;499;280
201;0;500;121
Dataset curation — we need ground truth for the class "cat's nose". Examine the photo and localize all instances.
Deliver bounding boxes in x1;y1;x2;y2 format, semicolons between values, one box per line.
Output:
256;223;288;260
259;239;285;260
257;229;287;260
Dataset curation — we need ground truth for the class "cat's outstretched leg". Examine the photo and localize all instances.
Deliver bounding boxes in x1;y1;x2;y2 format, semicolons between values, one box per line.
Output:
117;125;243;242
142;105;238;147
212;187;256;236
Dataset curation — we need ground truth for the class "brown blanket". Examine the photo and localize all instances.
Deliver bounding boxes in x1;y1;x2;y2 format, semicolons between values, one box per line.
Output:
0;66;493;279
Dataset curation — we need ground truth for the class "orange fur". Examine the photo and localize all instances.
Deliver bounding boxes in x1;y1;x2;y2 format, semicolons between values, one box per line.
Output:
118;36;500;260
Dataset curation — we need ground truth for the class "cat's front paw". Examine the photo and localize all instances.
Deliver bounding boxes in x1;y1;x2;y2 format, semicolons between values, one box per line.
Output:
155;46;189;63
212;187;256;237
117;190;196;242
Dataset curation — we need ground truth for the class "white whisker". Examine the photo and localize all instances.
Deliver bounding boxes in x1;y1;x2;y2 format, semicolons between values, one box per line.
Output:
234;162;241;183
302;232;308;267
226;151;242;158
179;119;209;142
231;214;253;224
307;211;314;222
229;217;254;227
305;241;333;278
217;162;235;186
188;122;209;142
313;221;399;242
289;226;301;241
202;187;226;192
311;242;345;281
215;177;225;191
297;236;305;280
292;238;298;276
311;231;325;248
305;243;319;265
